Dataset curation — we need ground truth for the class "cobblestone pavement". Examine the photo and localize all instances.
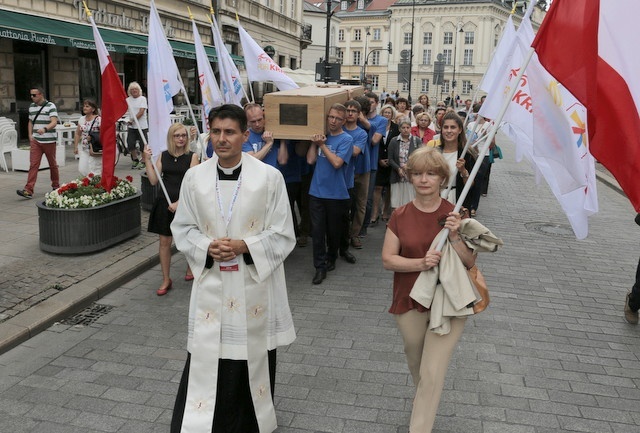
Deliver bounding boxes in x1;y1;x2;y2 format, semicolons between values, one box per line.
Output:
1;134;639;432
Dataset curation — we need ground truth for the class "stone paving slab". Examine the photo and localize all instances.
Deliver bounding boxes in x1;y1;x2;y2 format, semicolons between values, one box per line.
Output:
0;133;639;432
0;146;163;349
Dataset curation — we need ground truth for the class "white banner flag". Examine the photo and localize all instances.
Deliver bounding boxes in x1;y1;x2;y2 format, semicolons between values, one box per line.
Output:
210;14;244;106
479;15;516;94
147;0;181;158
238;23;299;91
192;19;223;131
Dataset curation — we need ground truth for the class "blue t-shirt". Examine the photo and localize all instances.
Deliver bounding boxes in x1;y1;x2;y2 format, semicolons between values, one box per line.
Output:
343;126;368;189
278;141;302;184
242;129;281;168
367;115;388;171
354;120;371;175
309;132;353;200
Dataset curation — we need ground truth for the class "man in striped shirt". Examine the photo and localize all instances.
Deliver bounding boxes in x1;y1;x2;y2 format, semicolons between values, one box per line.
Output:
17;87;59;199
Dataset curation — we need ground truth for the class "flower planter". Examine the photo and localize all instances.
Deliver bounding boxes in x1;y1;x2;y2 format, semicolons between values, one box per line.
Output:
36;191;142;254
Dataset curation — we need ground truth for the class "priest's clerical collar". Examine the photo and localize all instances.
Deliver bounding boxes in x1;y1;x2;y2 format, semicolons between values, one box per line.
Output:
217;160;242;180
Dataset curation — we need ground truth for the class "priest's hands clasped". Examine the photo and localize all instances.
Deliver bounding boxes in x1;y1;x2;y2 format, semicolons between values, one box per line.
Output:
208;238;248;262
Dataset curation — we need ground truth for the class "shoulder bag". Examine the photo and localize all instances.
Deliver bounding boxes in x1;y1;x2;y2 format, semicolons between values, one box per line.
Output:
87;117;102;156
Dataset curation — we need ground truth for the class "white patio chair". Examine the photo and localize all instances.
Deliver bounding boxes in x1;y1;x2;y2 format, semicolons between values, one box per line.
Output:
0;126;19;172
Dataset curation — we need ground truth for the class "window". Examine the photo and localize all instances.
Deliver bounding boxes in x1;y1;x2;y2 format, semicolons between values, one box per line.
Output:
341;0;348;10
357;0;365;9
442;79;450;94
404;33;412;45
422;49;431;65
280;0;285;14
291;0;296;17
353;50;361;65
371;29;381;41
462;80;472;94
401;82;409;91
371;51;380;65
423;32;432;44
421;79;429;93
290;57;297;70
463;49;473;66
371;75;379;89
338;29;344;41
443;49;452;65
443;32;453;44
354;29;361;41
265;0;270;7
465;31;474;44
337;49;344;64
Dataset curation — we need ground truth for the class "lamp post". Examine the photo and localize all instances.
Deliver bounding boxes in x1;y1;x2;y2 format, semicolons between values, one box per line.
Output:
361;27;371;86
450;23;464;107
323;0;334;83
407;0;416;104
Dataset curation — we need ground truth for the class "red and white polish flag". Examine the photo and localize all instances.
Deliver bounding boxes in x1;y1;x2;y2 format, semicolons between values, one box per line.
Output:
532;0;640;213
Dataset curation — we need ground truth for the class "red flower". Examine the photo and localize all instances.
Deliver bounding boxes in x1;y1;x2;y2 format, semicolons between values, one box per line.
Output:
88;173;95;178
126;175;133;182
82;178;90;186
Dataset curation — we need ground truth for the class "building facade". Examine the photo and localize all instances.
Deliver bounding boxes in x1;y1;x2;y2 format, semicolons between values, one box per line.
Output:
333;0;545;103
0;0;307;137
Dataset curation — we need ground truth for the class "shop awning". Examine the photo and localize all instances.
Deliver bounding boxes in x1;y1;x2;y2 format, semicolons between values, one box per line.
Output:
0;9;244;65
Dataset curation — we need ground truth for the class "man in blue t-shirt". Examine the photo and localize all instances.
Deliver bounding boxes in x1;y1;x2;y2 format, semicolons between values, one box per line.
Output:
242;103;288;168
341;100;367;263
307;103;353;285
358;92;387;238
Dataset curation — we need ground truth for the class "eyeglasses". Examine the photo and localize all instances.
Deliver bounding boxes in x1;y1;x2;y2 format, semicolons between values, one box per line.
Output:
30;94;39;97
173;133;188;138
327;115;344;121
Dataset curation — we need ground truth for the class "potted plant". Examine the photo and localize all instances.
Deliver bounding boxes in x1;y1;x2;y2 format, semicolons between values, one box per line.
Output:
36;173;141;254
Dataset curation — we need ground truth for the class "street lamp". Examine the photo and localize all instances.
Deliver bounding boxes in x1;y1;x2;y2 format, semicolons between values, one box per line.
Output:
407;0;416;104
364;44;393;89
323;0;336;83
360;27;371;85
450;23;464;107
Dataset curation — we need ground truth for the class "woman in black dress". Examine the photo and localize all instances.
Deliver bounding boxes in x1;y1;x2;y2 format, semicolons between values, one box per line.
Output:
144;123;200;295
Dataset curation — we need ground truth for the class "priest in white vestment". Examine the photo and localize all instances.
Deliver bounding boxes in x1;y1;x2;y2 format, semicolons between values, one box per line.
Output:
170;104;296;433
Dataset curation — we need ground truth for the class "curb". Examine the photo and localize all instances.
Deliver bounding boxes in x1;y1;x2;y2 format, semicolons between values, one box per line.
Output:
594;167;625;198
0;244;175;355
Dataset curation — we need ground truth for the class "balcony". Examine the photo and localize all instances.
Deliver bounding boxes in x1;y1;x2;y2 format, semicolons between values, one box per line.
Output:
301;23;312;50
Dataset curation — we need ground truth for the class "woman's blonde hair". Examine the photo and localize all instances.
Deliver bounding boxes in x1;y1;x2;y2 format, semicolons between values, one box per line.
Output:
380;104;397;120
127;81;142;97
416;112;431;125
166;123;188;156
406;147;450;187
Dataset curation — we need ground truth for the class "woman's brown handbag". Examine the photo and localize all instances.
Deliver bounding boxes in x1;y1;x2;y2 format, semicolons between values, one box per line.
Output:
468;265;490;313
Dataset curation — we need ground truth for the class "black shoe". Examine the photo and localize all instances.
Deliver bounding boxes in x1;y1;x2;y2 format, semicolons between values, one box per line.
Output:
340;251;357;264
312;269;326;285
625;292;639;324
17;189;33;199
326;261;336;272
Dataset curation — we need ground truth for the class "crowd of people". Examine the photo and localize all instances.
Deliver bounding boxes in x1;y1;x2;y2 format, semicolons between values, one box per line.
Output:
16;85;640;433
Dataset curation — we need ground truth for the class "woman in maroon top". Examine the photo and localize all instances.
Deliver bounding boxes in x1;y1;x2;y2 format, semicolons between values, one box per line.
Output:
382;147;475;433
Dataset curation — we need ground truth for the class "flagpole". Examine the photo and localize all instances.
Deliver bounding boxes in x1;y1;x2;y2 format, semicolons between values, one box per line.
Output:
441;129;489;199
435;47;535;252
463;5;518;132
124;105;171;204
209;9;249;104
